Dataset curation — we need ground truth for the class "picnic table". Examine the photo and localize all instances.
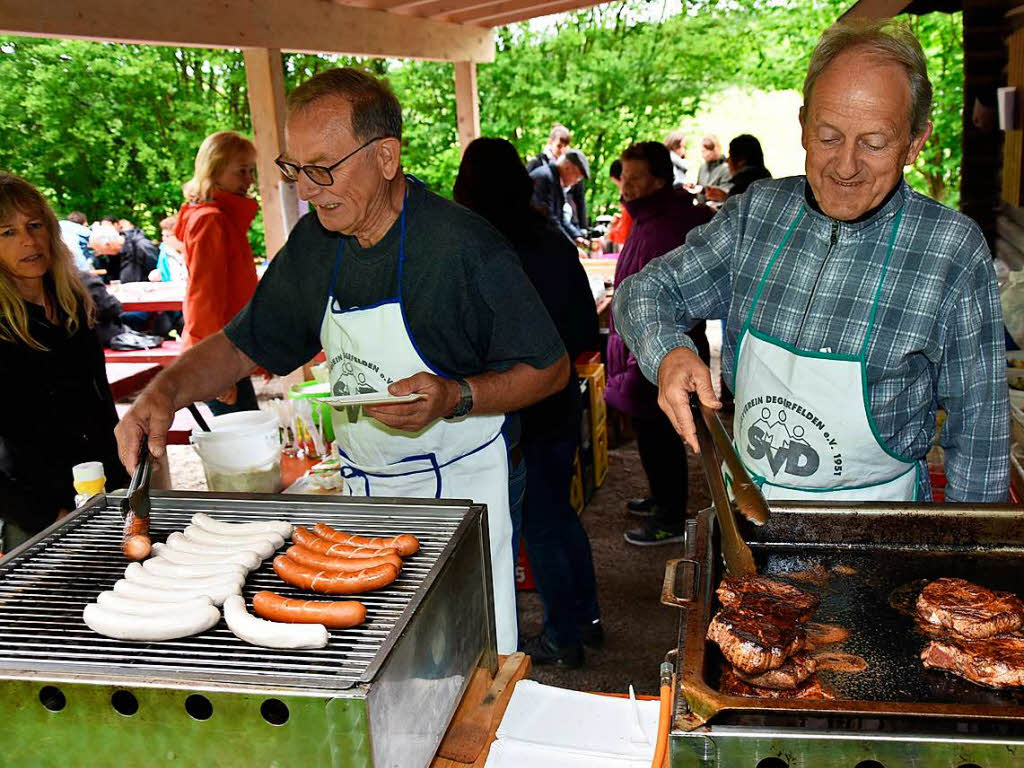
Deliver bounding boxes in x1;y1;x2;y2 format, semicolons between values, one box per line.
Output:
109;281;185;312
104;339;184;366
106;362;161;399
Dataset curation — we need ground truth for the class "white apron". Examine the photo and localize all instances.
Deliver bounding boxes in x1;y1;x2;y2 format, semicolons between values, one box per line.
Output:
730;207;918;501
320;185;517;653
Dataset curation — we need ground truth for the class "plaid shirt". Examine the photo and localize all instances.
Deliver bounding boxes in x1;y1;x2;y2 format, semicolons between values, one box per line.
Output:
614;177;1009;502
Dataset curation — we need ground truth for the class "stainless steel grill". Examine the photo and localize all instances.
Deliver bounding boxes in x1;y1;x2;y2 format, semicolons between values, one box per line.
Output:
0;490;496;767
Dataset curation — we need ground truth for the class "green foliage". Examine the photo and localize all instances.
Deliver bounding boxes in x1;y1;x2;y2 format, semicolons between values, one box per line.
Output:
0;0;966;255
903;11;963;208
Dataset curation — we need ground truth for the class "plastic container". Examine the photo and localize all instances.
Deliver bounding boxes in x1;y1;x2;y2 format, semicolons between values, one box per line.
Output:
287;380;335;443
190;410;282;493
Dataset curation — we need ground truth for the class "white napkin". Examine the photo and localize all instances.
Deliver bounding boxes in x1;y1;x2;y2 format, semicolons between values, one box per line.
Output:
485;679;660;766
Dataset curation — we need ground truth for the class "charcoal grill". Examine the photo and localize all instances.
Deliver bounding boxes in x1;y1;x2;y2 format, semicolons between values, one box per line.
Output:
0;490;497;767
663;503;1024;767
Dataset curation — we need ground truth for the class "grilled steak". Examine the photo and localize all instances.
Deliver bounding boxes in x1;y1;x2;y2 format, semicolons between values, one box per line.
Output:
734;652;816;689
921;635;1024;689
720;666;836;699
707;601;806;674
916;578;1024;639
717;575;819;622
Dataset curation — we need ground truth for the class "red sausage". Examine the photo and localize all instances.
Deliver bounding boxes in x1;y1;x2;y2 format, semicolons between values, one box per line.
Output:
292;527;399;558
312;523;420;557
272;555;399;595
252;591;367;629
122;513;151;561
285;544;403;573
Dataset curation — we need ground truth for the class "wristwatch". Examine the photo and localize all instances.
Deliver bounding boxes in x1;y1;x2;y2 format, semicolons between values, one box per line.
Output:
448;378;473;419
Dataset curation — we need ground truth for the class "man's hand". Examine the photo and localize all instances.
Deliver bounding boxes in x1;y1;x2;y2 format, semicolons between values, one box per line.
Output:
657;347;721;453
114;384;176;474
363;372;460;432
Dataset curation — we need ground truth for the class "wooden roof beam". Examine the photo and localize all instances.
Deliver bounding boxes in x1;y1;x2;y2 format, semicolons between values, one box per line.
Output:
452;0;604;26
839;0;912;20
0;0;495;62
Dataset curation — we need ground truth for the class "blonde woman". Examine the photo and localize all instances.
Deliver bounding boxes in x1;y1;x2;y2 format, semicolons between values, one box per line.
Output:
175;131;260;415
0;173;128;549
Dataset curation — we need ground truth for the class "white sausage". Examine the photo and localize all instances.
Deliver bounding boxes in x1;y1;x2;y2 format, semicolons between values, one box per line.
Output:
222;594;328;649
113;578;241;606
96;591;214;616
143;558;248;580
152;542;261;570
124;562;245;592
183;525;284;549
166;531;273;560
83;602;220;641
191;512;292;539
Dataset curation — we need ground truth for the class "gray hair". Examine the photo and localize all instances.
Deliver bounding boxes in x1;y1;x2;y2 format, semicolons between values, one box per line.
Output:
804;19;932;137
287;67;403;142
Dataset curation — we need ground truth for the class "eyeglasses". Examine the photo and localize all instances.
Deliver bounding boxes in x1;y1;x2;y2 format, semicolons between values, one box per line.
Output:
275;137;385;187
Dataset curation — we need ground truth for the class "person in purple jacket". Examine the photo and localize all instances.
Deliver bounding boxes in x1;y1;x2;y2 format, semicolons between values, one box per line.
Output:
606;142;713;546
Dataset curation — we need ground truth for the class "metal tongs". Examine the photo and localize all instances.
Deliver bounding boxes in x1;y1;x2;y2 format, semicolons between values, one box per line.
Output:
120;441;153;524
690;395;769;576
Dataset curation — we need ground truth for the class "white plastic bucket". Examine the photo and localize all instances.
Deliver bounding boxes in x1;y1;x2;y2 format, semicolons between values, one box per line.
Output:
190;409;282;492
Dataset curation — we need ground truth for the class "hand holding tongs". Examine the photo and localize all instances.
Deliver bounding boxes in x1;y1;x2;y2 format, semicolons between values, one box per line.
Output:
690;394;767;576
120;441;153;561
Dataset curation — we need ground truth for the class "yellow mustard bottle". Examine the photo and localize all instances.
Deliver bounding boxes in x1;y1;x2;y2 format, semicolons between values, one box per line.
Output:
72;461;107;508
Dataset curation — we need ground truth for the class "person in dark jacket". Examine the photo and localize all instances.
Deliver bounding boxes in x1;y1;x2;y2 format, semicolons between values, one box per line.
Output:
723;134;772;197
529;148;590;244
0;174;128;550
455;137;602;669
606;142;713;546
526;124;587;235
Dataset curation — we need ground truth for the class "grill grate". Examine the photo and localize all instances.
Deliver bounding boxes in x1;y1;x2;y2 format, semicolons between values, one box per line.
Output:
0;493;472;693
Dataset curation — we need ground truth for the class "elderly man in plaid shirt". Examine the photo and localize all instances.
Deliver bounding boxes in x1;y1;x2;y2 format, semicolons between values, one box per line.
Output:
615;19;1008;529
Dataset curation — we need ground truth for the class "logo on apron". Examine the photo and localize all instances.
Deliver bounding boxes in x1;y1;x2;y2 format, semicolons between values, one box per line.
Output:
741;399;841;479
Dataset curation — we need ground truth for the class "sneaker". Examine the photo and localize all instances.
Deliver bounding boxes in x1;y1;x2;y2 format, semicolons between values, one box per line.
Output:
578;618;605;649
520;631;584;669
624;523;686;547
625;497;657;519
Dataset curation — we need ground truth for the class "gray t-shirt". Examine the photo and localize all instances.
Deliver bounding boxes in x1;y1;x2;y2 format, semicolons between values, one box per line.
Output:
225;181;566;379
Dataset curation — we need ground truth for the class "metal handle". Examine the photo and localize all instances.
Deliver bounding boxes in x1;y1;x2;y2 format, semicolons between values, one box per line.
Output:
661;557;702;608
697;401;769;526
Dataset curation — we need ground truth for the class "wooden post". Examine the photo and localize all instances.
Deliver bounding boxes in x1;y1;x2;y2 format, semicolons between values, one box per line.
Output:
244;47;296;259
454;61;480;155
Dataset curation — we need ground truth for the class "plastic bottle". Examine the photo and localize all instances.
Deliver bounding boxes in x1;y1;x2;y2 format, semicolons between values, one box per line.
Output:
72;461;107;508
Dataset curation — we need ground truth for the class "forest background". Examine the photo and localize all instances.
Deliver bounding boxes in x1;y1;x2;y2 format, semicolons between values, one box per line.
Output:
0;0;963;256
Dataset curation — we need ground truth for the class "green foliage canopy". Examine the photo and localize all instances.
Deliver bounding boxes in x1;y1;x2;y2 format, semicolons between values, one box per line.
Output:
0;0;963;256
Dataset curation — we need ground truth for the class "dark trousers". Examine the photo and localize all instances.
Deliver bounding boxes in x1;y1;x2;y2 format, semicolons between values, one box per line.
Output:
522;433;600;648
634;408;689;528
206;377;259;417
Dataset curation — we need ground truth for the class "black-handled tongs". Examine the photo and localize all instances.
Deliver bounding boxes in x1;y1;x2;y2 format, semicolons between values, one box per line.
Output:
120;440;152;523
689;394;761;576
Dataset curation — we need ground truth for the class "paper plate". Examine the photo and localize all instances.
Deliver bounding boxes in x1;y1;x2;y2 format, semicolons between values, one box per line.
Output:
312;393;424;407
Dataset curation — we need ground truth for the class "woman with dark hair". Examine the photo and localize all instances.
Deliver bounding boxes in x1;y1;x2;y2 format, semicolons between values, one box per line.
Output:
0;174;128;549
454;138;602;668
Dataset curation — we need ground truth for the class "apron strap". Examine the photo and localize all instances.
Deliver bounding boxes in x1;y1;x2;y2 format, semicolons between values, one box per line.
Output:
859;209;903;359
742;206;806;331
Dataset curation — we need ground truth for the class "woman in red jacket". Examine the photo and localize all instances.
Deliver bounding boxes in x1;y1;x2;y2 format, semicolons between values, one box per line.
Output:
175;131;260;415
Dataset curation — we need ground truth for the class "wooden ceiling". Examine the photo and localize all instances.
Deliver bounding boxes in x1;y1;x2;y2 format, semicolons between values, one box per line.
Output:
0;0;615;63
341;0;614;28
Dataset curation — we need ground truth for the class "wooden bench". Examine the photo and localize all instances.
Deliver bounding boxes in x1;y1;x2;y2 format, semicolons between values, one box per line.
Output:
106;362;161;400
